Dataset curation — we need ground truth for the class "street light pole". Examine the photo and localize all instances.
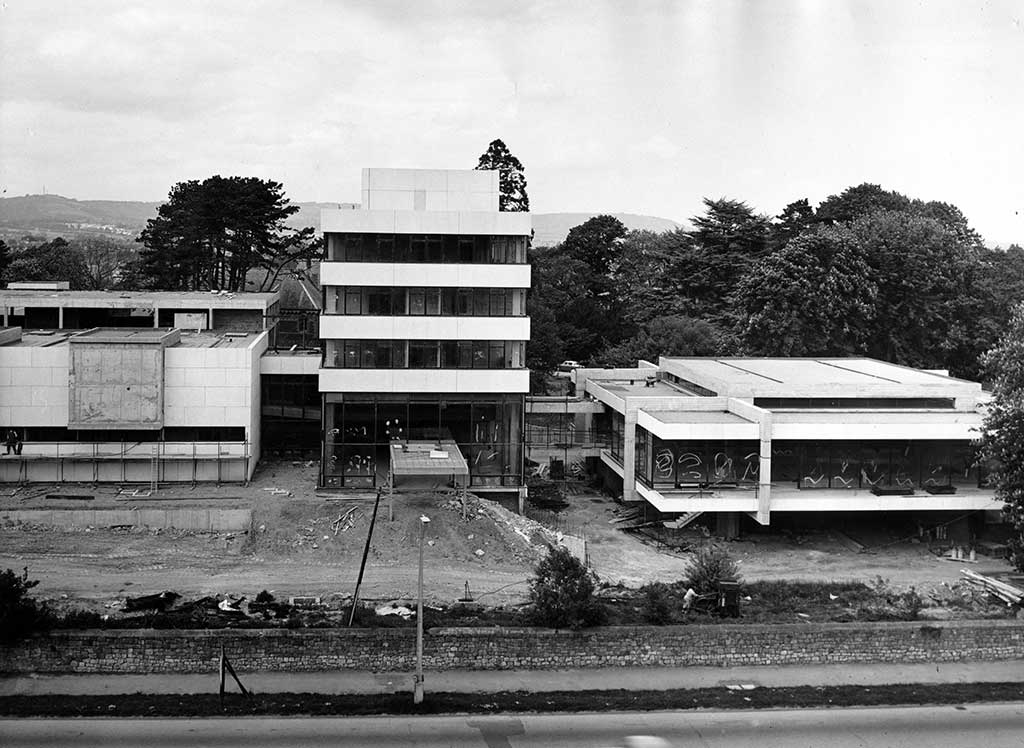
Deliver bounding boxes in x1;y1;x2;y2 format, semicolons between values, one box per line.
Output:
413;514;430;705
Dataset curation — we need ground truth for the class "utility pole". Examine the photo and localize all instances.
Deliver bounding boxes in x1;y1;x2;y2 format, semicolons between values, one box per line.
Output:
413;514;430;704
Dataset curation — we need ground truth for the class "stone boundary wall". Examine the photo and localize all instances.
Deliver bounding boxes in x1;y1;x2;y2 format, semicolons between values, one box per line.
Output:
2;620;1023;674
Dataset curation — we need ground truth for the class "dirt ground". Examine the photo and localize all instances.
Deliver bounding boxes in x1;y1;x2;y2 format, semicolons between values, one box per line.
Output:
0;461;1016;611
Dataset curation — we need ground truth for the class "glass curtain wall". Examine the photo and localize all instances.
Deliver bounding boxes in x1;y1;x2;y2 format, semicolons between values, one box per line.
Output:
636;432;760;489
769;440;985;490
322;287;526;316
325;234;528;264
323;340;524;369
321;395;524;488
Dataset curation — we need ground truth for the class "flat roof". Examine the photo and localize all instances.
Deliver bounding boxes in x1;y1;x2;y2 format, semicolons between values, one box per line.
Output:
0;327;262;349
173;331;263;349
390;440;469;477
594;380;694;398
661;357;980;398
0;289;279;310
69;328;179;345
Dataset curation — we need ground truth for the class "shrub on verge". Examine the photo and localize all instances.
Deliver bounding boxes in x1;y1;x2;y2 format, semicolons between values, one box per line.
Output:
529;546;605;629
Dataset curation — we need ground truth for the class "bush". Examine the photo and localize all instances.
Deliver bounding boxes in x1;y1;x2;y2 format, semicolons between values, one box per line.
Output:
684;544;741;594
0;567;50;642
640;582;675;624
529;546;605;629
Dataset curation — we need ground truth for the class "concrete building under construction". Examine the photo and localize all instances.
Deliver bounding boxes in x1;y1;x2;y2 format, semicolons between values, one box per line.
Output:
0;288;275;485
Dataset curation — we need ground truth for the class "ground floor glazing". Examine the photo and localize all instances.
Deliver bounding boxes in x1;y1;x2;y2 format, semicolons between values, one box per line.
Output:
320;393;524;489
632;426;988;492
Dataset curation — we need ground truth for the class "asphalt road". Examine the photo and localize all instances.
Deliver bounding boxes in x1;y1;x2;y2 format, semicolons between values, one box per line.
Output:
3;703;1024;747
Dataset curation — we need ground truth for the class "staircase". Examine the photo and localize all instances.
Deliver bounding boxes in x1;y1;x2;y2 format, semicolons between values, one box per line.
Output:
662;511;704;530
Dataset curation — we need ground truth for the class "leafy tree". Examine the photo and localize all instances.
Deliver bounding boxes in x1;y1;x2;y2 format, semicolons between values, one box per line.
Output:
849;210;979;370
74;236;138;289
980;304;1024;571
529;545;604;629
769;198;816;250
0;567;49;643
0;238;10;281
475;139;530;212
612;229;694;328
136;176;317;291
735;224;877;356
527;216;630;375
815;183;912;225
593;315;721;367
686;198;771;318
684;544;741;595
562;214;627;279
5;237;94;289
527;245;598;367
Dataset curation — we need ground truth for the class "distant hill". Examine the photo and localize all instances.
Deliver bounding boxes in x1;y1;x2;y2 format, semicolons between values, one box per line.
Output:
530;213;684;247
0;195;683;246
0;195;159;239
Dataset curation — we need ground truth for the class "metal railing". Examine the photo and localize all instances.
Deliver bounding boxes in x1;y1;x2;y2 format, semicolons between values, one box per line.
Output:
524;425;609;448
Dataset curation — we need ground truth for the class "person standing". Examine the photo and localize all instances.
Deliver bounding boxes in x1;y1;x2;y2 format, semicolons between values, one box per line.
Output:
4;429;21;455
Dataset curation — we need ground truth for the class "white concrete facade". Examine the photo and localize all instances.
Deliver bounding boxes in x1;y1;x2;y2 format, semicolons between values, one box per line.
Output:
0;327;267;483
318;368;530;394
319;262;531;289
319;315;529;342
319;167;531;397
321;209;531;237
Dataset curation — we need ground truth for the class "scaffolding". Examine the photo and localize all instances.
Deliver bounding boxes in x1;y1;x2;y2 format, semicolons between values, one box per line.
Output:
0;440;251;487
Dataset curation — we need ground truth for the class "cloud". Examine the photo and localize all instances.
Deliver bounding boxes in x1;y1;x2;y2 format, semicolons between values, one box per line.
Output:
0;0;1022;243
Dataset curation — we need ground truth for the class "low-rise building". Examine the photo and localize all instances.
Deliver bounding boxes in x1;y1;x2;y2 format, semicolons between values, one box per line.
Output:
579;357;997;534
0;288;279;485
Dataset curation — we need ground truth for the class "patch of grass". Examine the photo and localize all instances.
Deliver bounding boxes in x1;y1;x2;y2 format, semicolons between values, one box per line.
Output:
2;682;1024;717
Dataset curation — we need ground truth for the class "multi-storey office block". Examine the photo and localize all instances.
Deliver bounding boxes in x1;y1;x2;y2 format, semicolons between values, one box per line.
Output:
319;169;531;490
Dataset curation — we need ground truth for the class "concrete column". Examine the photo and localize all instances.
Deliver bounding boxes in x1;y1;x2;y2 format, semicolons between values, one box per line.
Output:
208;308;215;330
757;411;772;525
3;307;8;327
716;512;740;540
153;307;160;328
57;307;64;329
622;408;638;502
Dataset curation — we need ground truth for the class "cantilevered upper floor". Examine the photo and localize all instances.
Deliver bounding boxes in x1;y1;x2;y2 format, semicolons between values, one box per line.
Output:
575;357;996;522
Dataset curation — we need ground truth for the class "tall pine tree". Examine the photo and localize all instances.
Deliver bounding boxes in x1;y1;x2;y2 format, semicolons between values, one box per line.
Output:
475;139;530;212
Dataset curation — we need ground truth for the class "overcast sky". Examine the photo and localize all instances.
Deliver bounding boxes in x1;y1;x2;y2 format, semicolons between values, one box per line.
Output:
1;0;1021;245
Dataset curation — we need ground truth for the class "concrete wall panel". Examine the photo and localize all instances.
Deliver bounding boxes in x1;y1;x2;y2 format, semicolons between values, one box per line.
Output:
68;343;164;429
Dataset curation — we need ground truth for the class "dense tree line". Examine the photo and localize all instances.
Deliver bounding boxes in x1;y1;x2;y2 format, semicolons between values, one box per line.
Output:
980;305;1024;571
135;176;319;292
0;235;137;290
529;183;1024;388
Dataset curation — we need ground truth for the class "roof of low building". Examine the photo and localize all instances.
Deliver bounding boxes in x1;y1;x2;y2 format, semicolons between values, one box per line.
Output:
0;289;280;309
660;357;980;398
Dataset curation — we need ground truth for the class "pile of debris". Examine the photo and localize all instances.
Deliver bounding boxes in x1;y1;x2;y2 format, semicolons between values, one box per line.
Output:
118;589;296;626
960;569;1024;608
475;495;559;553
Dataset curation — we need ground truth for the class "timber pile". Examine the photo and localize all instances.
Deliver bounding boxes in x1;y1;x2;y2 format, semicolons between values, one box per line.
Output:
960;569;1024;606
609;506;652;530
